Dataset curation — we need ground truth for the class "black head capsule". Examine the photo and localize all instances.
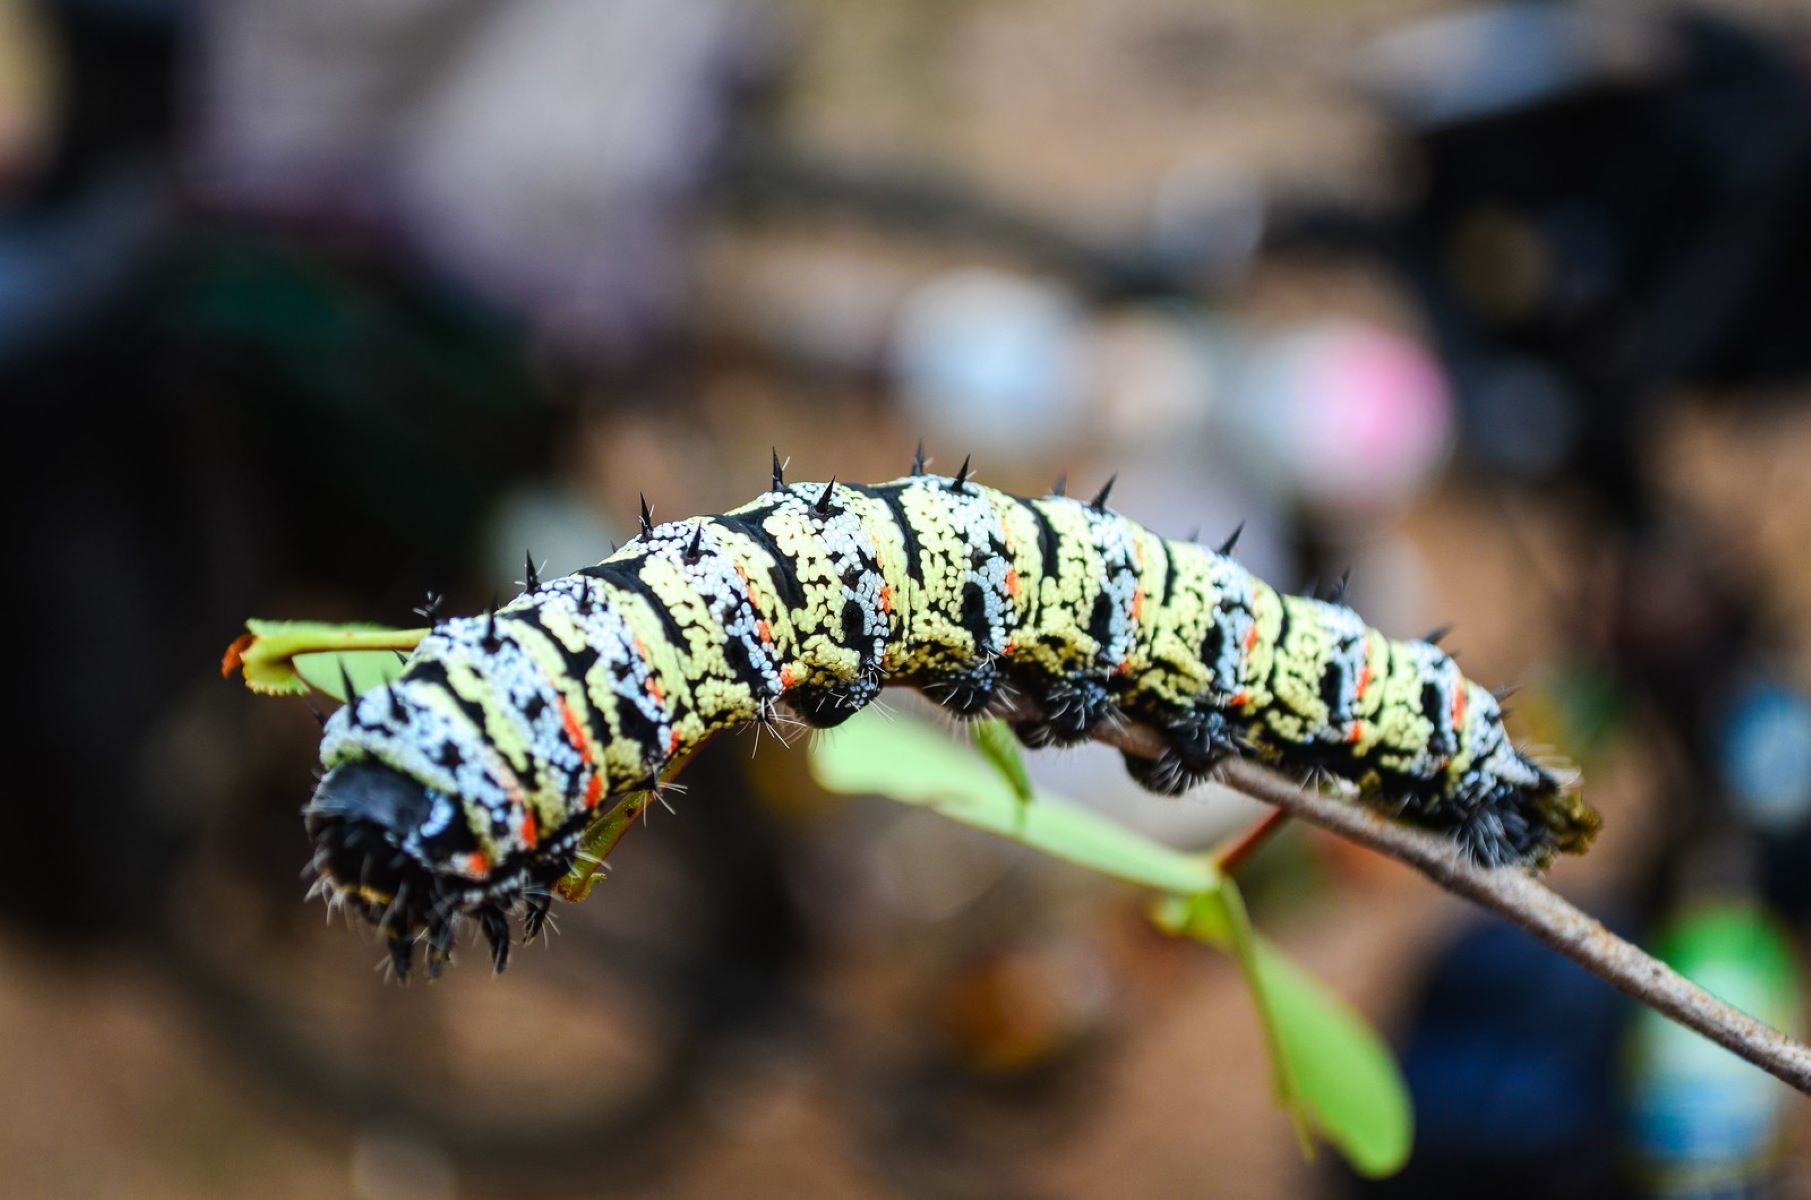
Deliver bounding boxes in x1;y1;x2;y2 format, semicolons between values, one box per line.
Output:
306;761;499;972
306;761;439;907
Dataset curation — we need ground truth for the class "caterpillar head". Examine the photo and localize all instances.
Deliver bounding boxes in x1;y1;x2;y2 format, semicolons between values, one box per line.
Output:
1443;685;1599;868
307;681;582;979
306;759;577;978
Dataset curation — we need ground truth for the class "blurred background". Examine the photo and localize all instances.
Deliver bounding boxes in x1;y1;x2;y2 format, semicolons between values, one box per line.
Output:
12;0;1811;1195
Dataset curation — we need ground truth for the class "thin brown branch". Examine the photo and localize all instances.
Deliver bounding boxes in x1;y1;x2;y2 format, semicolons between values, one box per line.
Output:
990;695;1811;1095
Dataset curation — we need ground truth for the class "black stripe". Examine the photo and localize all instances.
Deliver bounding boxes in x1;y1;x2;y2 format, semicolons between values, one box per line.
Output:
1272;600;1292;670
719;618;771;692
849;483;921;581
1159;534;1178;608
1262;601;1300;726
1318;660;1348;724
1203;580;1251;675
1420;677;1453;758
568;562;700;732
960;582;992;648
710;512;808;612
608;656;667;763
1087;590;1115;652
578;561;692;654
408;660;493;740
501;607;611;752
1015;496;1063;591
408;659;536;790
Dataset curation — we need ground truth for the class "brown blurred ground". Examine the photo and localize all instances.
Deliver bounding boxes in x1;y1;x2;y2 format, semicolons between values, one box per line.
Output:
10;0;1811;1196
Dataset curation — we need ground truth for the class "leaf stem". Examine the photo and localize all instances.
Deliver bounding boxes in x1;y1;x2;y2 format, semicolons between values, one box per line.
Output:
1214;808;1293;875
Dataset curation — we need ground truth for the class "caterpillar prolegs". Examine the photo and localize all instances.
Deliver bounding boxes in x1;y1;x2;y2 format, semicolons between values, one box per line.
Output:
310;455;1598;976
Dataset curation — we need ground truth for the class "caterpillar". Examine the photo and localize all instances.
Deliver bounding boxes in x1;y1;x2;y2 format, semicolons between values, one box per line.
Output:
309;449;1598;977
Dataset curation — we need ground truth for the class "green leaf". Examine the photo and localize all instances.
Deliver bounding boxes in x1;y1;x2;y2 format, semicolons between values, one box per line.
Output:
809;711;1218;896
1253;940;1413;1176
971;718;1035;805
223;620;426;697
294;650;407;702
1153;893;1413;1177
813;709;1411;1178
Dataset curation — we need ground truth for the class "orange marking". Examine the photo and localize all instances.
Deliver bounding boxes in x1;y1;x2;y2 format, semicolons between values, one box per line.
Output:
1346;722;1365;745
780;664;796;689
1230;690;1249;707
220;633;254;678
1355;662;1373;700
1130;586;1144;622
519;809;539;849
583;773;604;810
1004;568;1020;599
1243;624;1260;653
556;695;591;759
879;582;893;613
667;729;683;755
632;635;652;662
1001;640;1016;656
756;619;773;644
464;852;489;877
646;676;665;704
1450;684;1468;730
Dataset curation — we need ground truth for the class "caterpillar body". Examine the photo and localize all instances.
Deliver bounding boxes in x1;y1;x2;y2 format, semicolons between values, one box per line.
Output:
310;456;1598;976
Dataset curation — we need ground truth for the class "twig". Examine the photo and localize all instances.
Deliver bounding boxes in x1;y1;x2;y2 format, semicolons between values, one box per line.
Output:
988;694;1811;1095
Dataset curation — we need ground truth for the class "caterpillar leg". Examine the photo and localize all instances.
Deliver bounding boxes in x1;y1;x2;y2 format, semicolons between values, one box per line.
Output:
1399;779;1550;869
788;674;883;729
1012;675;1116;748
1122;708;1244;797
924;658;1001;718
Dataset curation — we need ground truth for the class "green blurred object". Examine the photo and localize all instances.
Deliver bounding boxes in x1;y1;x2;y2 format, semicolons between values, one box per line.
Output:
167;233;554;563
1152;889;1414;1177
809;710;1412;1177
1628;901;1804;1198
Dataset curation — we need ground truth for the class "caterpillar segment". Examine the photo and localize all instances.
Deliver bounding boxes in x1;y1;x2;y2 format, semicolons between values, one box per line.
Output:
307;464;1598;976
